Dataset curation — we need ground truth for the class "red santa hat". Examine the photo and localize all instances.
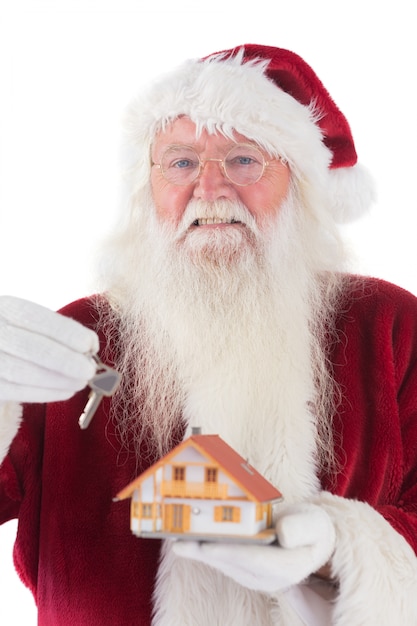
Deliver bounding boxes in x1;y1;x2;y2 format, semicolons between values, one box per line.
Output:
124;44;374;222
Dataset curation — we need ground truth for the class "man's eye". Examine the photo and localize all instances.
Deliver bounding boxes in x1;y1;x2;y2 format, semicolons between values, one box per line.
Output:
172;159;195;169
238;156;255;165
228;156;256;166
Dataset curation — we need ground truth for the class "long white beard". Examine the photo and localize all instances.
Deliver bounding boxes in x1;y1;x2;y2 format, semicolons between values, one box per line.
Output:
98;186;346;495
97;185;349;626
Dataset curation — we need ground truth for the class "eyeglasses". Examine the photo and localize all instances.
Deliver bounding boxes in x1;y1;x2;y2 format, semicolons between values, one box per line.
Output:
152;143;271;187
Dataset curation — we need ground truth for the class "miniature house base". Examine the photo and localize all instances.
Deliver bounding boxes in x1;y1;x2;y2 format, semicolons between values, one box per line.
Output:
116;433;283;544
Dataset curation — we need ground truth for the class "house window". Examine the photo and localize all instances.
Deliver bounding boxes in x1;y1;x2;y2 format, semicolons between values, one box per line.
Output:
205;467;218;483
214;506;241;523
142;503;153;518
173;466;185;481
222;507;234;521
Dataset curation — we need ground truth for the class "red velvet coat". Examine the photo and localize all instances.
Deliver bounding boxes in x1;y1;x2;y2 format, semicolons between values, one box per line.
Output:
1;276;417;624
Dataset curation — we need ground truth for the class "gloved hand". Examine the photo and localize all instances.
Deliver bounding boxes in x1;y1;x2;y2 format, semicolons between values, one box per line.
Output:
172;502;336;593
0;296;99;403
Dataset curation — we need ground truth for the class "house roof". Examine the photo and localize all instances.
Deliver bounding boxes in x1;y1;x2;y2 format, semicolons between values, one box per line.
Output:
115;434;282;503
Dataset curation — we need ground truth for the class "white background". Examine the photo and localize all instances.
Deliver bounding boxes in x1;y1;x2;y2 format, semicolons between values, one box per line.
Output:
0;0;416;622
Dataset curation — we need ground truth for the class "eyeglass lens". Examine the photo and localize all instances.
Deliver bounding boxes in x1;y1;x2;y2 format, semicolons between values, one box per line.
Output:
159;144;265;186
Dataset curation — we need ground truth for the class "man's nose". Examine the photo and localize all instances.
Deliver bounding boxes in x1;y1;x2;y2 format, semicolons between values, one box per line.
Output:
192;159;235;202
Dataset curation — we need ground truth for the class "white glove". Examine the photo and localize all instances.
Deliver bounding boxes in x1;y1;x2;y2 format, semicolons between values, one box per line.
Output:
0;296;99;403
172;502;336;593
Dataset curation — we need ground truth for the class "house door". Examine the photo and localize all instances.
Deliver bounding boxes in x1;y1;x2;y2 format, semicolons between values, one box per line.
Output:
165;504;191;533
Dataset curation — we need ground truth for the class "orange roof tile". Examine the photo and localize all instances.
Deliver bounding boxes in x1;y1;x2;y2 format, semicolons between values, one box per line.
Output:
189;435;282;502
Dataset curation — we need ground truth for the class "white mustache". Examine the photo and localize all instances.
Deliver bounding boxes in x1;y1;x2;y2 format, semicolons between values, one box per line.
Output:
175;199;257;238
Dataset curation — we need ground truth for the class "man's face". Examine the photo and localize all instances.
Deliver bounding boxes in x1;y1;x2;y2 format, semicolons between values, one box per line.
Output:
150;117;290;233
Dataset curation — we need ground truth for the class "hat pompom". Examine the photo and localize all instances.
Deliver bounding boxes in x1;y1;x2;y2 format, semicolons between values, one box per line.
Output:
328;164;376;223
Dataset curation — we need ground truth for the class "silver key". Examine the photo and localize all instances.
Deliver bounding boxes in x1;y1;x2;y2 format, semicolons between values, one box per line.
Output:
78;355;121;430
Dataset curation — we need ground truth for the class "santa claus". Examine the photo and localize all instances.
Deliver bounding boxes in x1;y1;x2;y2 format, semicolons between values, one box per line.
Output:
0;44;417;625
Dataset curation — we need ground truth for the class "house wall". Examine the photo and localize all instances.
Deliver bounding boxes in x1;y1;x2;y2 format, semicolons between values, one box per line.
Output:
165;498;267;536
131;470;164;534
140;467;163;500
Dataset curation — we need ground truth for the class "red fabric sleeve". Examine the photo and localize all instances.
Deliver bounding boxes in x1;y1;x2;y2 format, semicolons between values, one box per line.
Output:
324;277;417;554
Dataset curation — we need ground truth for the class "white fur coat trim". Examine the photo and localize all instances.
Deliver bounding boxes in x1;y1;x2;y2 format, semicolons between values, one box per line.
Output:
314;491;417;625
0;401;23;464
153;492;417;625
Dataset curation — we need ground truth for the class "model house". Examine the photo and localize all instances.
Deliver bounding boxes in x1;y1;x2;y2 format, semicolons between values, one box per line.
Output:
115;430;283;543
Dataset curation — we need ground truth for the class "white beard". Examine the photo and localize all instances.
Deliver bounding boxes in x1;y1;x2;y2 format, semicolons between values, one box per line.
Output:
97;186;348;626
98;185;346;497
